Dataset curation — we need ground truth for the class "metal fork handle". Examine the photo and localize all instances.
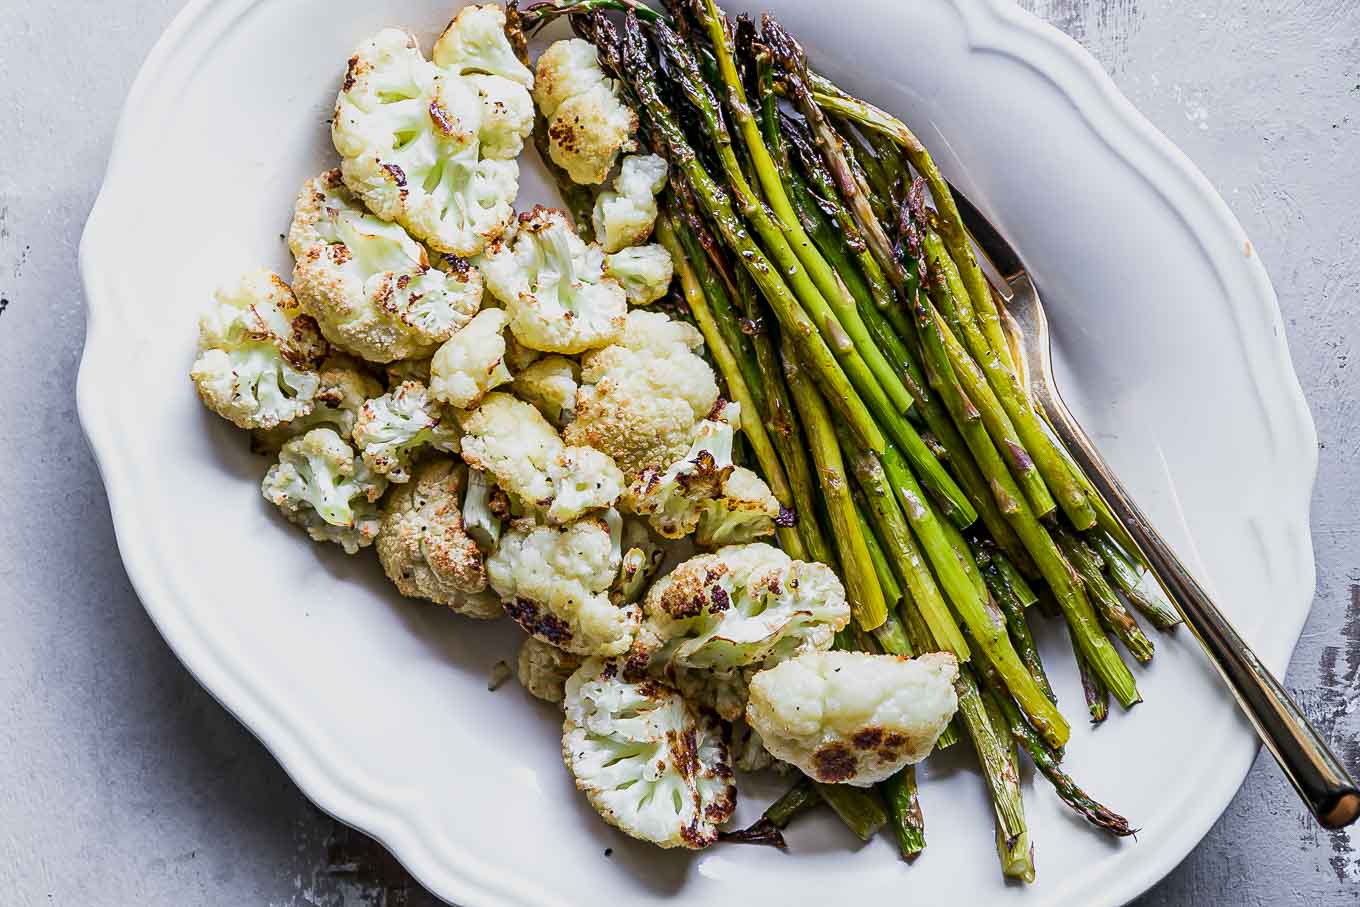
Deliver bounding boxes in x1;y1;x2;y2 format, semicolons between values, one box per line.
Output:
1037;384;1360;829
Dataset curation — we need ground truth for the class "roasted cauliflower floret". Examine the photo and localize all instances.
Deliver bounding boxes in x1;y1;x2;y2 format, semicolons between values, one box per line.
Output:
468;73;535;160
605;244;673;306
428;307;512;409
261;428;387;554
516;636;582;704
431;3;534;87
565;309;719;481
512;355;579;427
640;543;850;673
532;38;637;185
190;270;327;429
332;29;518;257
562;658;736;848
459;392;561;509
628;403;781;545
288;169;483;362
547;445;626;525
251;354;385;453
532;39;605;118
486;516;638;656
459;393;623;522
376;458;502;618
352;380;461;483
592;154;668;253
746;651;960;787
479;207;626;354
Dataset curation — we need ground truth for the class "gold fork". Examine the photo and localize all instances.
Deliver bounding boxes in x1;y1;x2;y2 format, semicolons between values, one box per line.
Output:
948;186;1360;829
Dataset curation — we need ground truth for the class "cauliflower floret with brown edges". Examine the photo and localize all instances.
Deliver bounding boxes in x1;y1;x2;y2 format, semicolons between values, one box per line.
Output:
352;380;461;483
512;355;579;427
428;307;513;409
639;543;850;673
332;29;519;257
261;428;387;554
532;39;638;185
190;270;327;429
251;354;385;453
478;207;626;355
592;154;668;253
376;458;502;618
627;402;781;546
516;636;582;704
289;169;483;362
487;516;638;656
562;658;736;848
565;309;719;482
431;3;534;87
746;650;960;787
459;393;623;523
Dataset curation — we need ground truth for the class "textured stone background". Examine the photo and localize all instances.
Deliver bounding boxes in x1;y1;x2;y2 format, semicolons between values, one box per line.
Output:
0;0;1355;904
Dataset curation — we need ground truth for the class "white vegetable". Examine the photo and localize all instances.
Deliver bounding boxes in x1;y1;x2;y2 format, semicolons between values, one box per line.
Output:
190;270;327;429
288;169;483;362
352;380;461;483
376;458;502;618
511;355;580;427
627;403;781;546
516;636;581;704
261;428;387;554
639;543;850;673
428;307;513;409
532;39;637;185
251;354;385;453
486;516;638;657
562;658;736;848
605;243;674;306
592;154;668;253
332;28;519;257
565;310;719;482
746;650;960;787
431;4;534;87
478;207;627;355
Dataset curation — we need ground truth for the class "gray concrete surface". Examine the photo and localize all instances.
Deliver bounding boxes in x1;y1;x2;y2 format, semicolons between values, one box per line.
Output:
0;0;1355;904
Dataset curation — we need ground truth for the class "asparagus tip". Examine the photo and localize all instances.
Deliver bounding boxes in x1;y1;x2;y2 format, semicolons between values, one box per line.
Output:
720;817;789;849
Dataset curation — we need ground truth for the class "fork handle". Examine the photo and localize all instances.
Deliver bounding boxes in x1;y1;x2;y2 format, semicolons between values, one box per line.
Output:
1039;388;1360;829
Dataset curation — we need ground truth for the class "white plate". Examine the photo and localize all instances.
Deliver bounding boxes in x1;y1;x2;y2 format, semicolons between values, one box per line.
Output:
77;1;1318;904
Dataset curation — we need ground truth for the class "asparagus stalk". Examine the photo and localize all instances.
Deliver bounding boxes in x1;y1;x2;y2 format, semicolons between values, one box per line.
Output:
867;441;1070;747
593;12;885;452
657;211;806;559
1055;527;1154;664
906;215;1140;709
978;548;1056;704
848;451;970;660
1091;534;1182;631
780;130;1035;570
683;4;917;418
781;339;889;631
1073;621;1111;724
981;686;1034;881
805;74;1020;377
766;778;820;828
652;18;976;529
816;783;889;842
881;767;926;858
855;499;961;751
967;628;1136;836
919;220;1096;528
